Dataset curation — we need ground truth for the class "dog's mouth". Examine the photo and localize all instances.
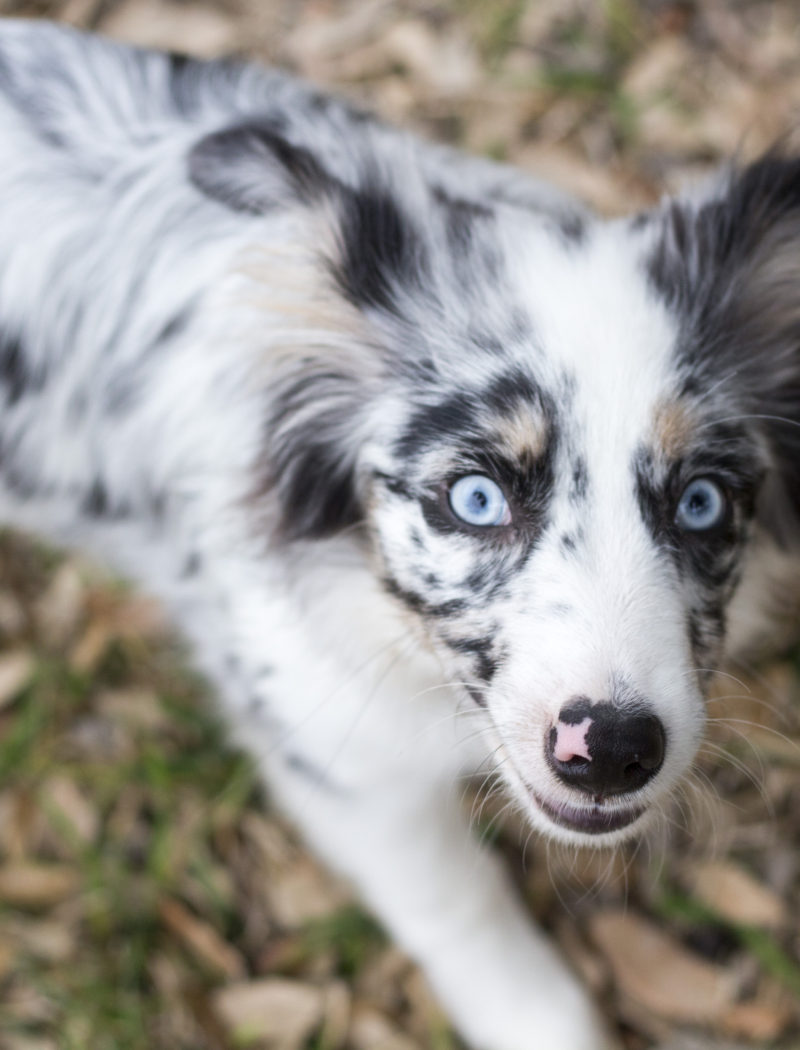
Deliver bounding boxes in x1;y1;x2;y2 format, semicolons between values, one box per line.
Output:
494;738;651;840
530;791;644;835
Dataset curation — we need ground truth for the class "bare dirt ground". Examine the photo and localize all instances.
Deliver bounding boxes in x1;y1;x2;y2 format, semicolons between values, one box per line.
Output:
1;2;800;1049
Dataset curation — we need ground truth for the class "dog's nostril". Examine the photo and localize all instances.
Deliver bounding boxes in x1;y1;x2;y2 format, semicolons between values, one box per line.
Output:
546;701;666;798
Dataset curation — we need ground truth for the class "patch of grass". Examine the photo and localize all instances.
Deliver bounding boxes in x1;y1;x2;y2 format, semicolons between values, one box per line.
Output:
300;906;387;979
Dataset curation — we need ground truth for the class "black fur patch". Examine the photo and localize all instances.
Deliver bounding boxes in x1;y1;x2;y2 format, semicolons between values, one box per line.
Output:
570;457;588;502
647;152;800;543
395;369;547;460
333;181;432;314
189;120;336;214
381;576;468;619
632;442;756;593
0;332;31;404
443;635;499;683
432;185;494;256
259;370;365;540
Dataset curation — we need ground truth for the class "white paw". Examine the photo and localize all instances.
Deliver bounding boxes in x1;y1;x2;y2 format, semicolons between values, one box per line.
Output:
459;990;617;1050
430;939;618;1050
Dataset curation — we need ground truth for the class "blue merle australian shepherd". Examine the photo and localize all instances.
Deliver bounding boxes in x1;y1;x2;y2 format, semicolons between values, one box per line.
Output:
1;20;799;1050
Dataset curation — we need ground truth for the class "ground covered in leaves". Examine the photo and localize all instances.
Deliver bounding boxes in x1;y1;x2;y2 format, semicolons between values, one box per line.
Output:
1;1;800;1049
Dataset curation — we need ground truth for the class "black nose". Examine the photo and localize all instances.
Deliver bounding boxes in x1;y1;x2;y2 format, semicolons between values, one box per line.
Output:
546;698;665;799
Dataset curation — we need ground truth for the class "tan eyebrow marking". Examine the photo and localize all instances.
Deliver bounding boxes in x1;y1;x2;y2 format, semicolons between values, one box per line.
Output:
492;405;548;464
652;397;696;461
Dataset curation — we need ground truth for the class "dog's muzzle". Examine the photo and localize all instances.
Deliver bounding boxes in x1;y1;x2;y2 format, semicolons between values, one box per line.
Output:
536;698;666;835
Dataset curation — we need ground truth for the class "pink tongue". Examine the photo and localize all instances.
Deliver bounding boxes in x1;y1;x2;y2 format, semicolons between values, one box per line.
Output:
553;716;593;762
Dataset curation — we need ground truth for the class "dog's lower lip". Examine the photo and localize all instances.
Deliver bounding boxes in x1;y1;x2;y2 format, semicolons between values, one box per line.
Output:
532;792;644;834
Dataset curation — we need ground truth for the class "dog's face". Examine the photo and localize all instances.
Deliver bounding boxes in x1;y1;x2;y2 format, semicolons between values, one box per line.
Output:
360;219;767;846
192;126;800;846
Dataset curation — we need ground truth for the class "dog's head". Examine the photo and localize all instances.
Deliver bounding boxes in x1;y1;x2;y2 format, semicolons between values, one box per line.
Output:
192;121;800;845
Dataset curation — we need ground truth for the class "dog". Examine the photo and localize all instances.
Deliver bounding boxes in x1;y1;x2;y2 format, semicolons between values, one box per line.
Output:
0;19;798;1050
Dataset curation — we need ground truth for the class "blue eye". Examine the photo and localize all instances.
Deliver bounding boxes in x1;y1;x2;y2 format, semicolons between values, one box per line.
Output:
448;475;510;527
675;478;727;532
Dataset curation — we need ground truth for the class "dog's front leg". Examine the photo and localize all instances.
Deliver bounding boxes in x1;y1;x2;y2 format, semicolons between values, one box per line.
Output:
176;551;613;1050
268;758;613;1050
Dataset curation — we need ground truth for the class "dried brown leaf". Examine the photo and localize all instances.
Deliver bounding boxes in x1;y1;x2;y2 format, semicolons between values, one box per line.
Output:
349;1006;421;1050
320;980;351;1050
213;977;324;1049
721;996;795;1042
0;863;79;909
0;589;25;638
0;649;34;710
40;775;100;847
687;860;787;929
5;915;76;963
0;939;14;980
34;563;85;649
590;909;739;1024
265;855;351;928
102;0;239;58
158;897;246;980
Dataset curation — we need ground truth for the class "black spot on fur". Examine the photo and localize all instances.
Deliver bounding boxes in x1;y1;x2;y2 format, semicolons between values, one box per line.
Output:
334;181;432;315
154;307;192;347
395;392;476;460
409;529;425;550
557;212;586;243
284;752;345;793
560;533;577;554
0;332;36;405
82;479;109;517
443;635;499;683
395;369;547;461
161;52;250;118
633;448;667;548
181;551;202;578
257;365;367;540
570;457;588;502
432;184;494;255
465;565;492;592
464;684;487;708
81;479;130;520
382;577;467;619
372;472;415;501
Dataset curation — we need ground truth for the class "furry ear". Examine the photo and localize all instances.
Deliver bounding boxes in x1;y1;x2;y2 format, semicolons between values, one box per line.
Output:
189;120;337;214
244;239;391;540
651;152;800;543
190;120;432;540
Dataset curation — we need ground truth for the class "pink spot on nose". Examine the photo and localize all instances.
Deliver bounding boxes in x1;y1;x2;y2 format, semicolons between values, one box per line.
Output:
553;716;593;763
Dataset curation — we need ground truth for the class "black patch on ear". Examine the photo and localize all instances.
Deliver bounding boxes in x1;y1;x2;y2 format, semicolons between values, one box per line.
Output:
188;120;337;215
190;125;432;318
648;151;800;544
333;181;432;314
